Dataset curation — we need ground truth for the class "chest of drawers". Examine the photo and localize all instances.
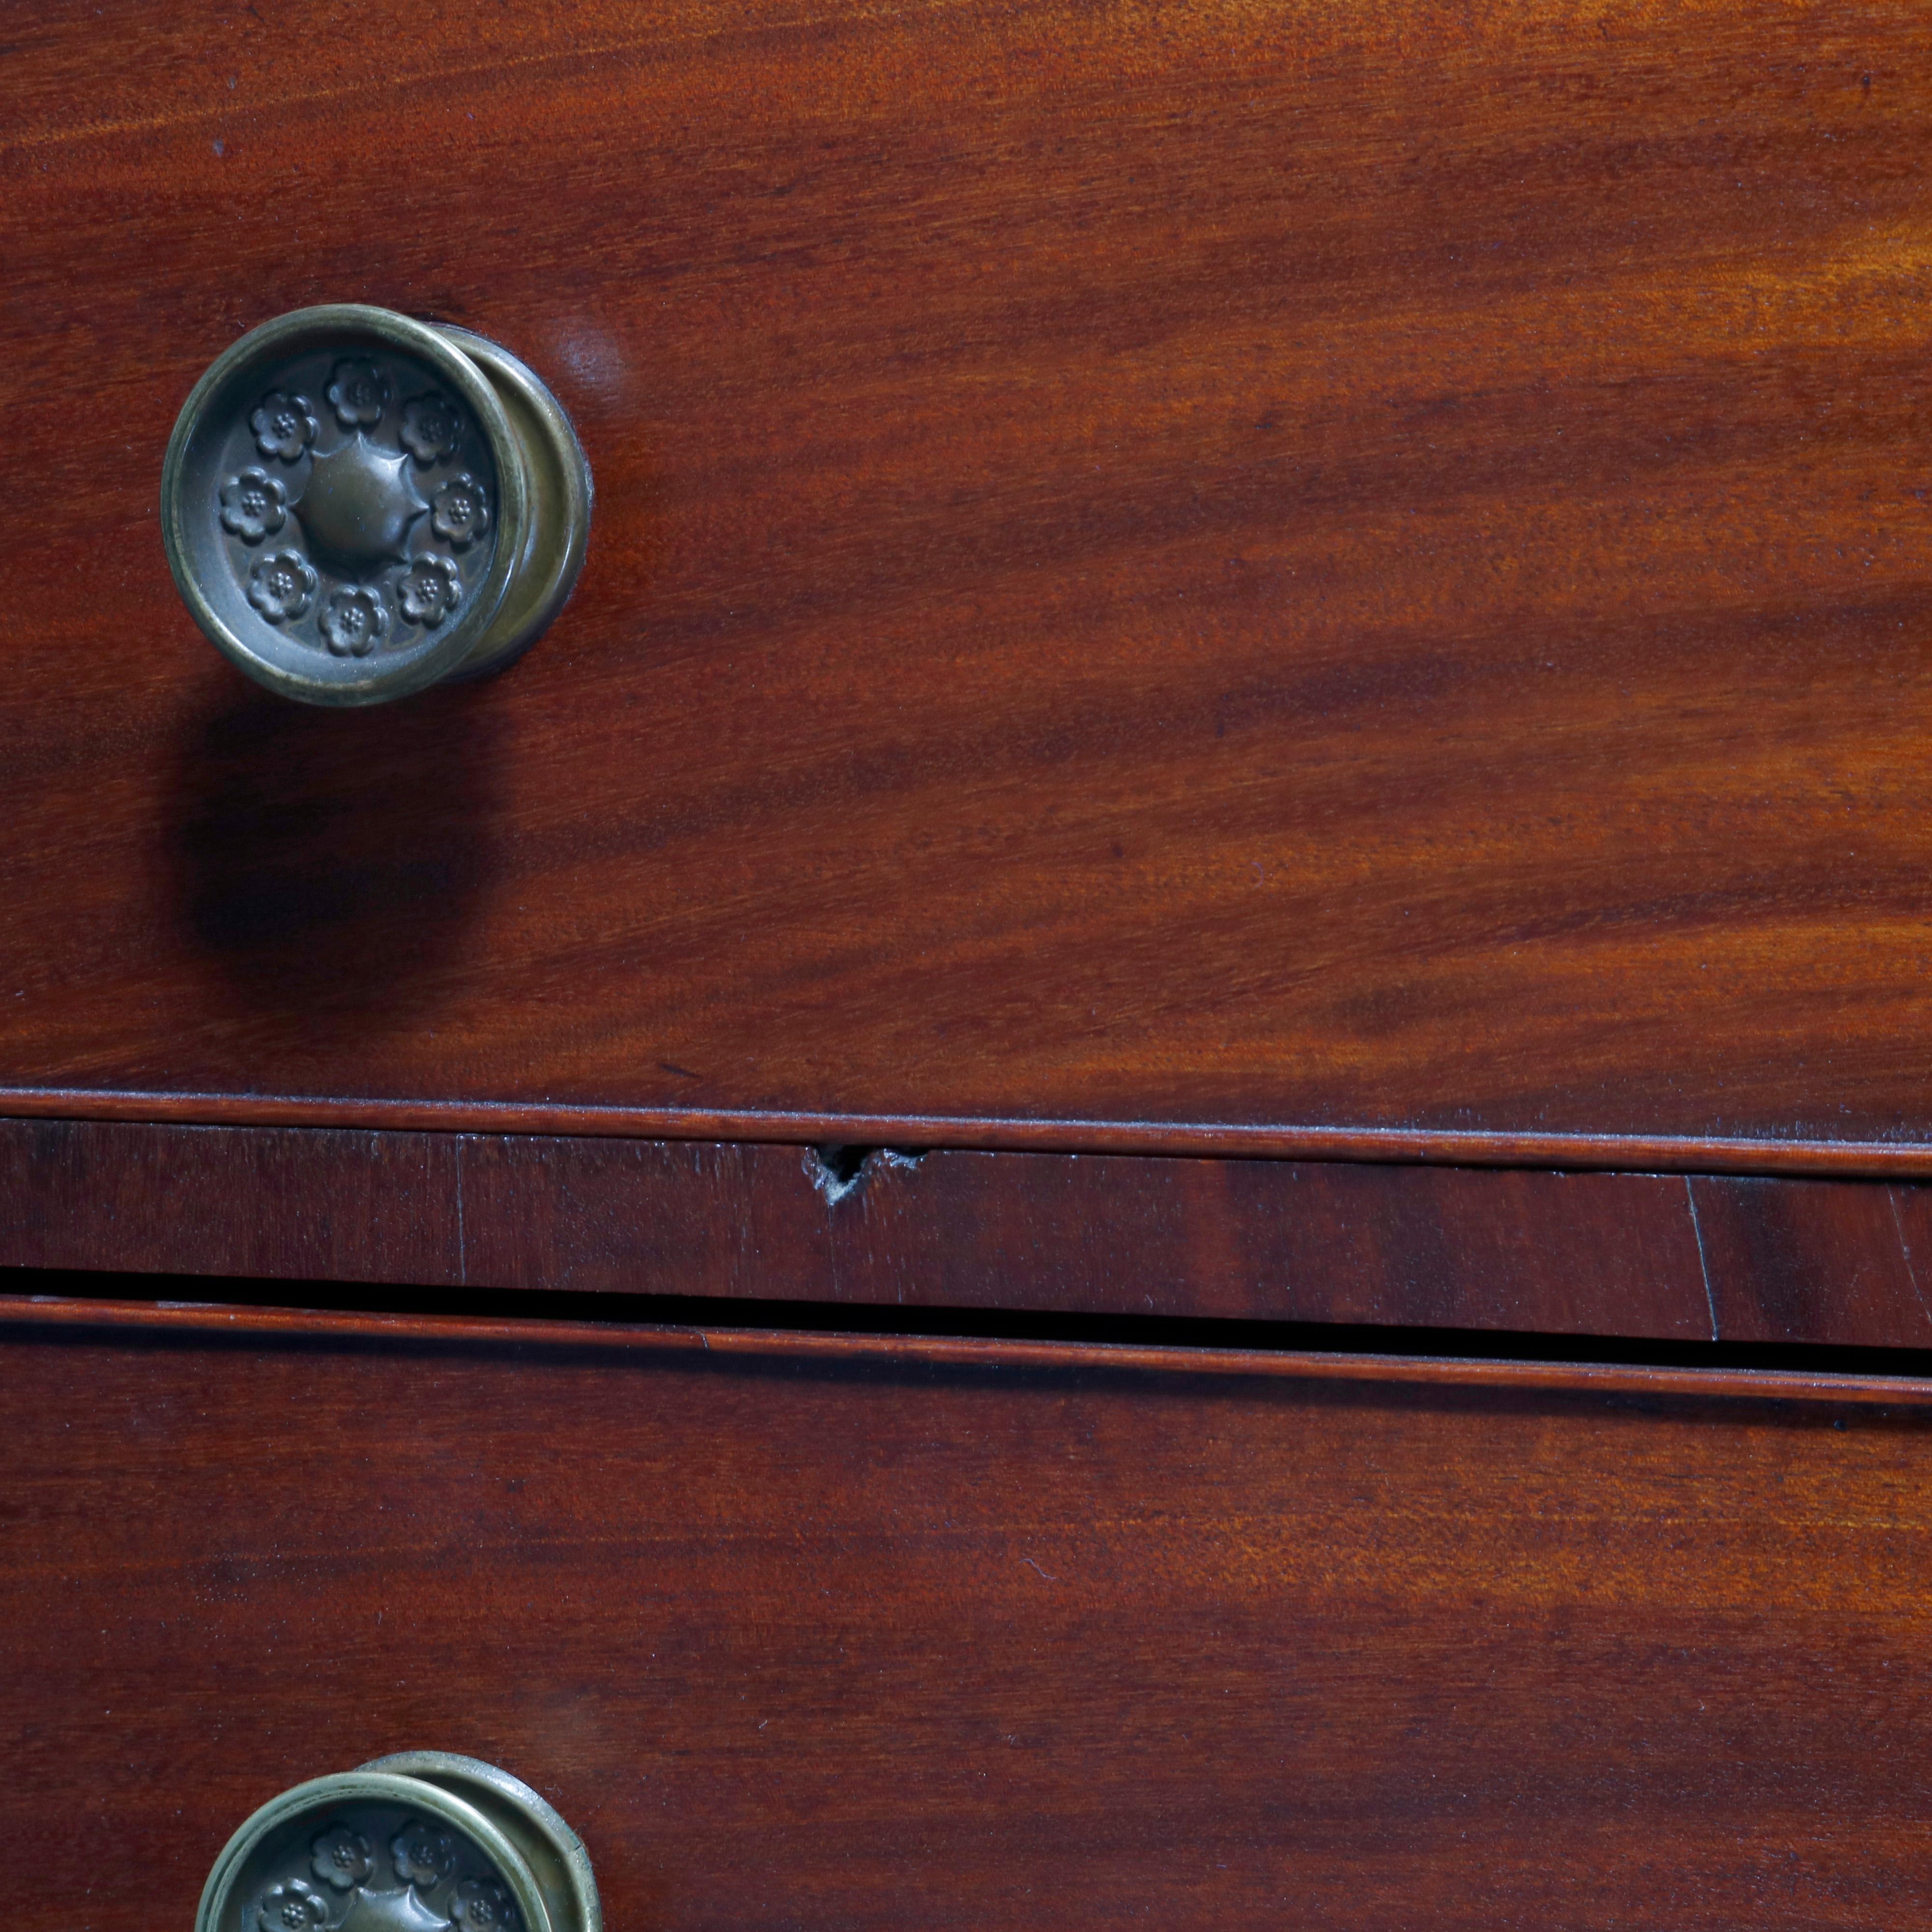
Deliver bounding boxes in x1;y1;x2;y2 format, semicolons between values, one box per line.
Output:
5;0;1932;1921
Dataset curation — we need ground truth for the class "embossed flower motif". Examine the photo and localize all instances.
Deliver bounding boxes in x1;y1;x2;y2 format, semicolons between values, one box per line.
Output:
430;473;490;549
246;548;318;624
401;393;463;467
310;1824;373;1891
219;467;288;543
252;389;318;463
397;553;462;626
258;1879;330;1932
450;1879;517;1932
391;1822;457;1889
327;357;389;427
318;584;388;657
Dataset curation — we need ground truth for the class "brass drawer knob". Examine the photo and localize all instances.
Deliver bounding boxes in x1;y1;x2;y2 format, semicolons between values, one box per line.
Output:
198;1755;600;1932
162;307;592;706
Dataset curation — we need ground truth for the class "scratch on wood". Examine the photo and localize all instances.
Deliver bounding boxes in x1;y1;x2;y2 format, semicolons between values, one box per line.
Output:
1888;1189;1932;1330
1686;1178;1717;1342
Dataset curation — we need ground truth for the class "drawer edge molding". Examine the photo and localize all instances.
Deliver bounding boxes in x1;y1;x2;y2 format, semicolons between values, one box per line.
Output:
4;1084;1932;1179
6;1293;1932;1409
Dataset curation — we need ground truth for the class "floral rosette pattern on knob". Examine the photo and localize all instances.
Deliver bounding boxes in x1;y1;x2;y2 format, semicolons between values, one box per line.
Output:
209;341;495;668
219;469;287;543
398;554;462;626
247;551;318;624
401;394;463;467
246;1815;523;1932
260;1882;331;1932
430;474;490;548
448;1880;514;1932
312;1827;374;1891
319;585;388;657
327;358;390;427
252;391;317;463
391;1822;456;1889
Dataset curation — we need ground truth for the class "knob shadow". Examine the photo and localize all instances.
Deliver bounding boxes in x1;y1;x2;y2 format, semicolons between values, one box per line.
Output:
168;677;505;1029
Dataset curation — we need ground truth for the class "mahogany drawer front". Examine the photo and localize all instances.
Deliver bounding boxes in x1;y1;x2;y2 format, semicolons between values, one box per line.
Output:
5;0;1932;1174
15;1117;1932;1352
5;1298;1930;1930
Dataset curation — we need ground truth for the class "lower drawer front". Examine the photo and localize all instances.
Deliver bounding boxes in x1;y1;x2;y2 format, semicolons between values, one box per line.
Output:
4;1307;1925;1928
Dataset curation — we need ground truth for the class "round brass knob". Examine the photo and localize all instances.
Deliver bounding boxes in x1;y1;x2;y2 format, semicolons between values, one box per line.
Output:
197;1754;600;1932
162;306;592;707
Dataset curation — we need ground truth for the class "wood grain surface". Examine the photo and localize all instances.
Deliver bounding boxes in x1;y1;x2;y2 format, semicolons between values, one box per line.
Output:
15;1116;1932;1349
4;1;1932;1166
4;1300;1932;1929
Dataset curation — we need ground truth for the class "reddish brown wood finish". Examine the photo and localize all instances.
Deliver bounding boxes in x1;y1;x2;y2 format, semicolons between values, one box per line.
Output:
457;1132;1728;1333
3;3;1932;1167
17;1114;1932;1350
3;1300;1931;1930
1690;1175;1932;1347
0;1116;460;1288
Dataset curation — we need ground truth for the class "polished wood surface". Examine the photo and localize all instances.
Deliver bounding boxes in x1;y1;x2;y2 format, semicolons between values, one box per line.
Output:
19;1113;1932;1352
4;1298;1931;1928
16;1116;1932;1347
5;2;1932;1167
